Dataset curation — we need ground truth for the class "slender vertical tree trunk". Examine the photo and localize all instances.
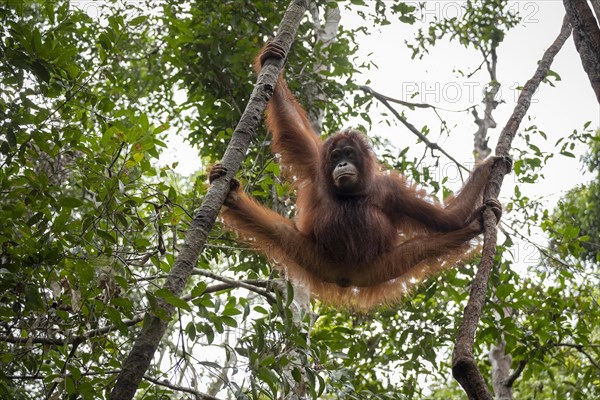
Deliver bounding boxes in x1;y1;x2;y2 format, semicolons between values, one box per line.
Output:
564;0;600;102
107;1;309;399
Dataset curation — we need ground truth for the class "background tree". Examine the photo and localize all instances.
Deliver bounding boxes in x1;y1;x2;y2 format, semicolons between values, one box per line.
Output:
0;1;598;399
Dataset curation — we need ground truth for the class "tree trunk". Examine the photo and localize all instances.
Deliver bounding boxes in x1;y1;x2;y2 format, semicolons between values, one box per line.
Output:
489;342;513;399
107;1;309;399
564;0;600;103
452;16;571;400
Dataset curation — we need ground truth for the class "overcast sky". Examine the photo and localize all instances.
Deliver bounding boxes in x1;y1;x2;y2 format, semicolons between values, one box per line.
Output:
162;1;599;217
155;2;600;387
342;1;598;196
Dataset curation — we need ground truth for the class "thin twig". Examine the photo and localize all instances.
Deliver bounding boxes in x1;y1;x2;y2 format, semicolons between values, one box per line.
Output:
504;359;527;387
552;342;600;369
359;85;469;173
143;375;221;400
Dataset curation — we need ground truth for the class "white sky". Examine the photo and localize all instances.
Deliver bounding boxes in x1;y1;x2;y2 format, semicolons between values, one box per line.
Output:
342;1;599;196
161;1;600;266
156;2;600;393
338;1;599;267
165;1;599;199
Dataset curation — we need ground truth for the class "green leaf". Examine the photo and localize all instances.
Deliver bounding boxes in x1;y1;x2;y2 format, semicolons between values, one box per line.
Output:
546;69;561;81
30;60;50;83
60;196;83;208
155;288;191;311
111;297;133;310
130;15;147;26
76;261;95;286
101;309;124;335
222;307;241;316
254;306;268;314
496;284;512;300
220;315;237;328
186;321;196;341
25;286;44;311
257;367;279;395
562;224;580;240
98;32;113;50
560;151;576;158
260;354;276;367
6;127;17;148
191;282;207;298
97;230;116;244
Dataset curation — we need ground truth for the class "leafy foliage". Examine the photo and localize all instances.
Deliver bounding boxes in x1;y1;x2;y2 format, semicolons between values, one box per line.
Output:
0;1;598;399
408;0;520;58
548;131;600;263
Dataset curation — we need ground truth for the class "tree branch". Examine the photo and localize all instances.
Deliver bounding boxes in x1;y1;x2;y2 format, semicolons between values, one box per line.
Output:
191;269;276;303
107;2;309;399
359;85;469;172
504;359;527;388
452;16;572;400
591;0;600;22
0;314;145;346
564;0;600;103
552;342;600;369
143;375;221;400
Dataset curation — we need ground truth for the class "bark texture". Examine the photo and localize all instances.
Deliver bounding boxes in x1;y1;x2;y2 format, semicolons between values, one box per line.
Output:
108;1;309;399
564;0;600;103
452;16;572;400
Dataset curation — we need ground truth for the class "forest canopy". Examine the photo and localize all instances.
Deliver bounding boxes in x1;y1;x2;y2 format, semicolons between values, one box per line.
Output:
0;1;598;399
